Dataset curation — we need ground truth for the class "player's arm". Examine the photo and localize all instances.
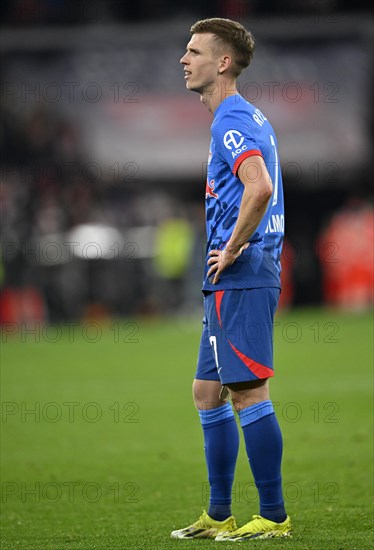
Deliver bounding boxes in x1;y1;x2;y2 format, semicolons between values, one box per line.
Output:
226;155;273;254
207;155;272;284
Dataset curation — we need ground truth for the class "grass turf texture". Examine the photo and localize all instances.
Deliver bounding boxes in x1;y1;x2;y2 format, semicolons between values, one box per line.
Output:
0;309;372;549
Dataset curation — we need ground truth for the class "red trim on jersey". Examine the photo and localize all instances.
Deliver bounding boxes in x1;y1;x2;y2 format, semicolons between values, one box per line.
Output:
214;290;225;328
233;149;263;176
228;341;274;379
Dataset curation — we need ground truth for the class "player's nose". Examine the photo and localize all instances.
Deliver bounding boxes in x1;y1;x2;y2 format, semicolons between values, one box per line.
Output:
180;53;188;64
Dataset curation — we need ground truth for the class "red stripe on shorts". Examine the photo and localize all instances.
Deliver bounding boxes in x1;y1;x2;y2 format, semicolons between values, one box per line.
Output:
228;341;274;379
214;290;225;328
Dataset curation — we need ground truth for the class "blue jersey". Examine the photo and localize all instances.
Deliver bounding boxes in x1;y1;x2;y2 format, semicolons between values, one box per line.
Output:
203;94;284;291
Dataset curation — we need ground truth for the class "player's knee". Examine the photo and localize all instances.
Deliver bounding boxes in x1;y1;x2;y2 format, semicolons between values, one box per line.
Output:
192;380;211;409
192;379;222;410
192;379;204;409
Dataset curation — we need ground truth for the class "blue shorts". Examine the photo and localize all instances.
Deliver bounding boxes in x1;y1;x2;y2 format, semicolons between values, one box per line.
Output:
195;288;280;385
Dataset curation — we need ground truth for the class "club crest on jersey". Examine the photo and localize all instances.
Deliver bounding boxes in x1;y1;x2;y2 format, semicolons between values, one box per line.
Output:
205;178;218;199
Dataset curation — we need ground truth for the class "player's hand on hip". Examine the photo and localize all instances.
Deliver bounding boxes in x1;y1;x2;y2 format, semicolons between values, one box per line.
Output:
207;243;249;284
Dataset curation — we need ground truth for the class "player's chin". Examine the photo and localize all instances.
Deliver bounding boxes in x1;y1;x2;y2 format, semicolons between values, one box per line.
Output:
186;80;203;94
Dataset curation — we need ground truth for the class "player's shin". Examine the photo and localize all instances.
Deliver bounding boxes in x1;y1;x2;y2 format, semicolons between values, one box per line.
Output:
238;400;287;523
198;402;239;521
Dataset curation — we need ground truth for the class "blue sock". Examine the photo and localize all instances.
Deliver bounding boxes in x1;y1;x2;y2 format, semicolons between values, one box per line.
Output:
239;400;287;524
198;402;239;521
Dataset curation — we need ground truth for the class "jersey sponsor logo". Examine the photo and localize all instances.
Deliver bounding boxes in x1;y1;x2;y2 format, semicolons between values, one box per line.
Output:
205;178;219;199
231;145;247;159
223;130;248;159
223;130;244;150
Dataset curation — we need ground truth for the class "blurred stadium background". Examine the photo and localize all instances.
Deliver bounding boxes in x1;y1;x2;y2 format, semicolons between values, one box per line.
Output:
0;0;373;323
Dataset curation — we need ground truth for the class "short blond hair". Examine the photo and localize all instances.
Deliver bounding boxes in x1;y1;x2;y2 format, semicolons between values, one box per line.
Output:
190;18;255;77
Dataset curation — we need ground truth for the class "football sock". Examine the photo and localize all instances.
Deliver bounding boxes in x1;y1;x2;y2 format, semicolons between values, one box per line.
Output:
239;400;287;524
198;402;239;521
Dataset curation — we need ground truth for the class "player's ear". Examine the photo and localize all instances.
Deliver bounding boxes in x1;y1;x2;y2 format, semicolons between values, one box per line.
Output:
218;55;232;74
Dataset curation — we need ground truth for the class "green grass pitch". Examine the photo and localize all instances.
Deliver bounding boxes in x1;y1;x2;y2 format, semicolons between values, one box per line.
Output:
1;309;373;549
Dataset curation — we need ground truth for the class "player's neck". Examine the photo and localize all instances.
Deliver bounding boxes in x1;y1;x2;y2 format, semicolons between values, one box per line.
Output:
200;80;238;113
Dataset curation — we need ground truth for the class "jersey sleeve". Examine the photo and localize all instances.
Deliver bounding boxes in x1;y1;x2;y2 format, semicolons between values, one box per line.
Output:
213;112;263;176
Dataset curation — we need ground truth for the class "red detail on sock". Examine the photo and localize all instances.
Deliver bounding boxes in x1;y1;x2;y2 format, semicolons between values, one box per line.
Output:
214;290;225;328
228;341;274;379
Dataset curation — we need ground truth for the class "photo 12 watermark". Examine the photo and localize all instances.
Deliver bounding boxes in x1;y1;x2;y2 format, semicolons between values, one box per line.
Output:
1;401;140;424
201;480;339;505
1;481;140;504
1;322;140;343
1;81;140;105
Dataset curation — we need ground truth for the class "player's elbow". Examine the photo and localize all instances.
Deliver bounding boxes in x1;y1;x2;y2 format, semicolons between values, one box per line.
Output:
253;180;273;204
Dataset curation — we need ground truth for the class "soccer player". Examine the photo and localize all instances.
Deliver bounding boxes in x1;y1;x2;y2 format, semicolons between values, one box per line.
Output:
171;18;291;541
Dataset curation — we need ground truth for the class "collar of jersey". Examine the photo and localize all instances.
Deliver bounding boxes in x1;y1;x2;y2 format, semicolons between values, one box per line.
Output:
215;93;241;116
